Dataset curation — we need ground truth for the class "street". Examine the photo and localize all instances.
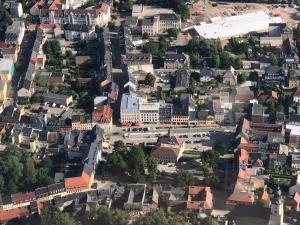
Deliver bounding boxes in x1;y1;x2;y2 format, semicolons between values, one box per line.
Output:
108;126;235;151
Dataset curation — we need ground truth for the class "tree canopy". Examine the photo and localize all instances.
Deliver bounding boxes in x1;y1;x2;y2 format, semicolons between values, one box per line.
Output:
41;206;78;225
145;73;156;87
175;169;194;187
90;207;128;225
0;153;54;196
106;141;158;183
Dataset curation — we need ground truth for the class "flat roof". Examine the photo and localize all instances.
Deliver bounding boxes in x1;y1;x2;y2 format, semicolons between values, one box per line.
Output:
193;11;283;39
286;124;300;136
139;102;159;111
0;59;13;72
121;92;139;111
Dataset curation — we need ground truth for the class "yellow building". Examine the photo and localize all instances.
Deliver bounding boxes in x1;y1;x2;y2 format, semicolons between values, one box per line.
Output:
0;80;8;101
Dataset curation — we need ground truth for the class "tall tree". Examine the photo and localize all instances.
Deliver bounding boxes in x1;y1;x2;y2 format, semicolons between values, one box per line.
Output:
41;206;78;225
23;155;37;187
175;170;194;187
145;73;156;87
147;157;158;182
133;209;185;225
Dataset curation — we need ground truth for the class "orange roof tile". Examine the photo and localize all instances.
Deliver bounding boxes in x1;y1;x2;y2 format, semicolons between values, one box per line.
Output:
0;207;29;223
64;169;91;192
11;192;36;203
187;186;213;210
99;3;107;13
227;193;255;203
294;192;300;203
235;180;247;192
238;169;249;180
239;149;249;162
242;118;250;130
261;191;269;201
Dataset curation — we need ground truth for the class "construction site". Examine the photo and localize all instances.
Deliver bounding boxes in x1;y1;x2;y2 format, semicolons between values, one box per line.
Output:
190;0;300;26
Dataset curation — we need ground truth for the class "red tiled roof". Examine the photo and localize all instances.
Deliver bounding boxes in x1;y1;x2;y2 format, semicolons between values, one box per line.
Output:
271;91;278;99
92;105;112;123
37;57;44;64
31;55;37;62
0;207;30;223
0;42;6;49
294;192;300;203
11;192;36;203
33;0;45;9
47;132;58;143
235;180;247;192
187;186;213;210
239;149;249;163
151;146;180;160
238;169;249;180
64;170;90;192
99;3;108;13
235;93;255;102
227;193;255;203
261;191;269;201
242;118;250;130
40;23;57;29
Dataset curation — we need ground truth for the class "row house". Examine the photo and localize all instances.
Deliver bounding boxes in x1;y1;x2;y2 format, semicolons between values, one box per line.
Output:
163;52;190;70
18;27;46;101
39;3;110;27
92;105;113;132
71;114;93;131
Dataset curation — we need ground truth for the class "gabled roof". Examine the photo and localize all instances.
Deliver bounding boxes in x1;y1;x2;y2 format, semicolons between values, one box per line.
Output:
187;186;213;210
0;207;30;223
11;192;36;203
151;146;180;159
227;192;255;203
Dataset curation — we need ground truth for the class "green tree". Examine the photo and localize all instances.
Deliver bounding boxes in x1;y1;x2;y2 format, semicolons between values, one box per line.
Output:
178;3;189;21
113;140;126;152
211;53;220;68
270;53;278;66
167;28;180;38
143;42;159;56
201;149;220;168
123;0;133;11
147;157;158;183
145;73;156;87
0;155;23;195
23;155;37;187
237;72;247;84
91;207;127;225
36;168;54;186
127;146;147;182
41;206;78;225
142;32;149;39
133;209;185;225
219;51;232;69
106;152;128;174
175;170;194;187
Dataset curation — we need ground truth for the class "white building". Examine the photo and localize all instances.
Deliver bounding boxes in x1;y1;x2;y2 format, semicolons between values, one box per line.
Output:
139;102;159;124
5;21;25;46
120;92;141;126
63;24;96;41
193;11;283;39
10;2;23;18
39;3;110;27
